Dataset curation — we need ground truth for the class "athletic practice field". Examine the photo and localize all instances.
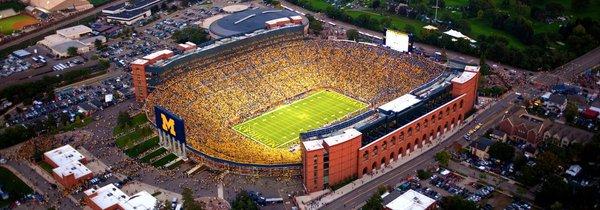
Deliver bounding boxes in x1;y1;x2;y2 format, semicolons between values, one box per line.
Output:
0;14;38;35
234;90;368;148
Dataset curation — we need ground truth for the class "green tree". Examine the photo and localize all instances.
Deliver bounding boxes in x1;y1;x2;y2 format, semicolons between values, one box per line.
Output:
417;169;432;180
564;101;578;123
571;0;590;11
440;196;478;210
172;27;209;45
435;151;451;166
182;187;202;210
117;111;132;128
371;0;380;9
306;15;323;34
488;142;515;162
361;187;385;210
231;191;259;210
346;29;359;41
67;47;78;57
94;39;104;51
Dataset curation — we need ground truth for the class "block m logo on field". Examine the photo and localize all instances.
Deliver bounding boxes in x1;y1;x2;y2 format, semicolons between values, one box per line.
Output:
160;113;177;136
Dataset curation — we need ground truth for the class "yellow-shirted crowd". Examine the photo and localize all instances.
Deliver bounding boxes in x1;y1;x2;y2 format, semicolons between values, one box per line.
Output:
145;39;444;165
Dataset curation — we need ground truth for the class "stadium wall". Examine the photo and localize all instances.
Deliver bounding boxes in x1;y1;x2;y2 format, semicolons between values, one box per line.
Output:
302;67;480;193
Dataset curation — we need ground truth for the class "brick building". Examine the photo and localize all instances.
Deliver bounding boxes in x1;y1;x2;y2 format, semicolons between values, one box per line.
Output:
497;109;551;145
301;66;480;192
43;145;93;187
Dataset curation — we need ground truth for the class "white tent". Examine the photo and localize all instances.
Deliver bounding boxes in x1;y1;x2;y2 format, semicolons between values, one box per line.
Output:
444;29;476;43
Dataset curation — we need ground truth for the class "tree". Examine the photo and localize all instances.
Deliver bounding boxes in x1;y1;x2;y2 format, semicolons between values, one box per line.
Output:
182;187;202;210
479;53;491;76
536;175;570;208
117;111;132;128
231;191;259;210
417;169;432;180
435;151;450;166
362;191;384;210
440;196;478;210
172;27;209;45
67;47;78;57
564;101;578;123
346;29;359;41
371;0;380;9
571;0;590;11
306;15;323;34
535;151;562;176
488;142;515;162
94;39;103;51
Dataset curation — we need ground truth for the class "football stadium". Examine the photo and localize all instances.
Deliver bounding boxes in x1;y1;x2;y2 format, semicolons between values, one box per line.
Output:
134;8;480;191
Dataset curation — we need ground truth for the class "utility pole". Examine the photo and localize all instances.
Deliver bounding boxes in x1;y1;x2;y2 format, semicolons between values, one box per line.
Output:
434;0;439;22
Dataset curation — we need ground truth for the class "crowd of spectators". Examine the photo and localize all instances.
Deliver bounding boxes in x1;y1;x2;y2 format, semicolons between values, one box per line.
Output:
146;38;445;165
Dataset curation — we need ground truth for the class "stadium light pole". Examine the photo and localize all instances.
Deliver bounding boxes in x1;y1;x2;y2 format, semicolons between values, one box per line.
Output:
434;0;439;22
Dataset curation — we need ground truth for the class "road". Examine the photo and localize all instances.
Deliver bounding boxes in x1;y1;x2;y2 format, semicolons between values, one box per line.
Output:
0;0;126;52
322;93;517;210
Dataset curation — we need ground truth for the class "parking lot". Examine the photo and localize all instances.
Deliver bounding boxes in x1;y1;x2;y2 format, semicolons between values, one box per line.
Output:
6;73;133;127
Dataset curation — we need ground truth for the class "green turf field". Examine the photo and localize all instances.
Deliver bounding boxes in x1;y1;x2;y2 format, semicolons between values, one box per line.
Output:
0;14;38;35
233;90;367;148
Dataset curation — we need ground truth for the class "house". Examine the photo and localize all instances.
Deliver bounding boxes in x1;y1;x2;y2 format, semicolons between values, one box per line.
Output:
382;189;436;210
498;109;551;145
489;129;507;142
469;137;495;159
544;94;567;113
542;123;594;147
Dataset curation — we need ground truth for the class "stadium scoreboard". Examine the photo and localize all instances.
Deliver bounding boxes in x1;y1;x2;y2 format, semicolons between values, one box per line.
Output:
385;30;410;52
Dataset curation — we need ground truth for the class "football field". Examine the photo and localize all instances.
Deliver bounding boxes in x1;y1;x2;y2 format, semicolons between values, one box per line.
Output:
233;90;368;148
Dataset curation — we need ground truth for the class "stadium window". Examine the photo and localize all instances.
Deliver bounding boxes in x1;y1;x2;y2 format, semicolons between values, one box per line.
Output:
373;146;379;155
408;128;413;136
400;132;405;140
460;100;464;108
446;107;450;116
391;137;397;145
431;115;435;123
424;119;428;128
438;112;443;120
452;103;457;112
382;141;387;150
363;151;369;161
416;123;420;132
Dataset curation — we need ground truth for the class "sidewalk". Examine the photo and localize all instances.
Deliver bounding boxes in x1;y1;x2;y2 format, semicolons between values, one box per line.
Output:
297;116;473;210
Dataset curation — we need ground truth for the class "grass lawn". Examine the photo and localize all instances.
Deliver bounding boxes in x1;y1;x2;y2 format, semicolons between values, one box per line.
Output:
0;14;38;35
469;20;526;49
0;167;33;207
152;153;178;167
113;113;149;135
346;10;426;32
88;0;110;6
60;117;93;132
115;126;153;149
307;0;331;11
38;161;54;174
125;136;159;158
233;90;367;148
140;148;167;163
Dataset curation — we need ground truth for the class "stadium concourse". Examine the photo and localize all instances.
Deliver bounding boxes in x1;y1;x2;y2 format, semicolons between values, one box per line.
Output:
144;38;445;165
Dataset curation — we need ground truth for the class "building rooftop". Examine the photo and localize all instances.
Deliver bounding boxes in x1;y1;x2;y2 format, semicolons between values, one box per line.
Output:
378;94;421;113
56;25;92;37
49;40;87;54
209;8;302;38
85;184;157;210
323;129;361;147
470;137;495;151
451;71;477;84
384;189;435;210
143;49;172;61
53;161;92;179
303;139;324;151
222;4;249;13
44;145;85;166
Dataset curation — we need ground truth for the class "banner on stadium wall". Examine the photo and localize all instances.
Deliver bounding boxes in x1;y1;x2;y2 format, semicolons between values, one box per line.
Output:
154;106;186;143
